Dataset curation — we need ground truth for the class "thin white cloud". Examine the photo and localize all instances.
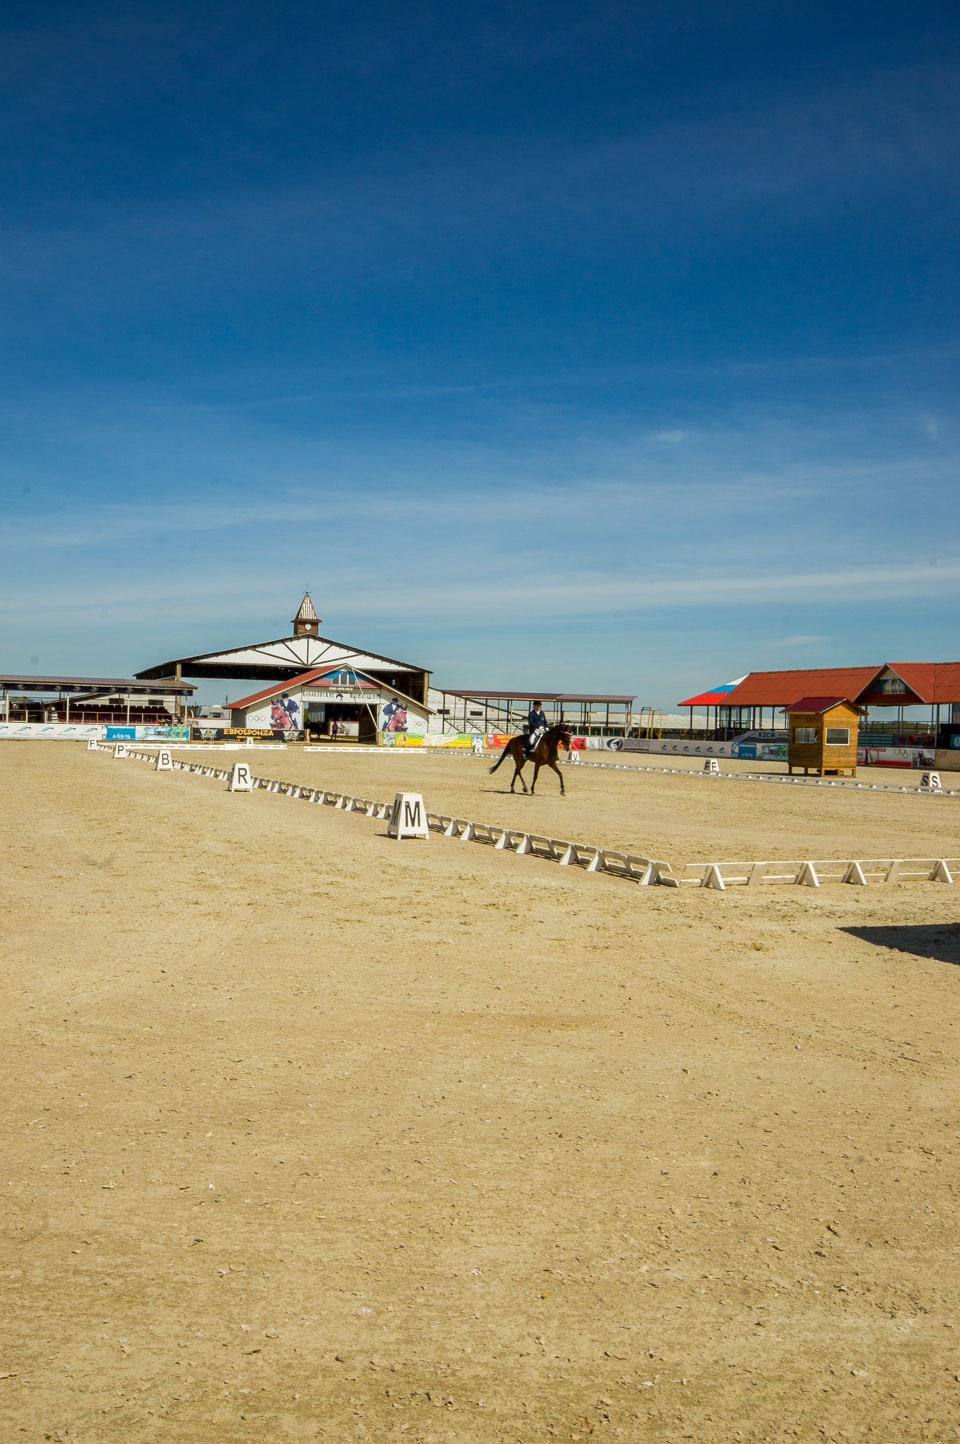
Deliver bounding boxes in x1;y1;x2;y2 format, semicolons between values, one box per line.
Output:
2;559;958;627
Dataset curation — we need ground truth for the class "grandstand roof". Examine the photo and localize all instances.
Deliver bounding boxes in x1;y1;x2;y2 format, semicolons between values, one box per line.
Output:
879;662;960;703
723;667;881;705
683;662;960;709
438;689;635;704
678;677;746;707
0;673;194;696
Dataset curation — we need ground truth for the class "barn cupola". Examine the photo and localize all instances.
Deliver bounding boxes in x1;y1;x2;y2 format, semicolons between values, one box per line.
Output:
292;592;320;636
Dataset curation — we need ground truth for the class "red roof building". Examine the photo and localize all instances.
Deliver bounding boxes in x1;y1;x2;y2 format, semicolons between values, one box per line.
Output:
678;663;960;736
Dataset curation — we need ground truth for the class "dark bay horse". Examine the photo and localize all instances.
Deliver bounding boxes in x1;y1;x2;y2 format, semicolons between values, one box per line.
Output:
489;724;573;795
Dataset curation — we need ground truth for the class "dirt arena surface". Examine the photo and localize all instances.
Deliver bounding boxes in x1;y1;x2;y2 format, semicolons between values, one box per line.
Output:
2;743;959;1442
238;744;960;868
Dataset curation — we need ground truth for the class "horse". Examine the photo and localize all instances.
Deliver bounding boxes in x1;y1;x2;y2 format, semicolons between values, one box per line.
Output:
488;723;573;795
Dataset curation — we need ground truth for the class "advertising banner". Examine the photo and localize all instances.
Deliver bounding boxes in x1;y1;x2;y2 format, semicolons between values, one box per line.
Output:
105;725;190;741
385;733;472;748
378;696;427;739
0;722;103;740
192;725;302;743
858;746;934;769
733;741;788;761
620;737;737;758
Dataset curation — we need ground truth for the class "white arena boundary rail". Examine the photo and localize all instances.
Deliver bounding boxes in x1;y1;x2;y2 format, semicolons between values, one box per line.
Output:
88;744;960;891
562;757;960;797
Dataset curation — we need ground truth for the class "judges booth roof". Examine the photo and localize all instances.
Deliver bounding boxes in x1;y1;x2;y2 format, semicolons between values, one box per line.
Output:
440;689;635;704
0;673;195;696
779;696;862;715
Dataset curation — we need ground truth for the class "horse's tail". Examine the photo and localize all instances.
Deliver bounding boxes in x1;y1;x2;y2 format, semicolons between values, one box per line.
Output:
489;742;511;774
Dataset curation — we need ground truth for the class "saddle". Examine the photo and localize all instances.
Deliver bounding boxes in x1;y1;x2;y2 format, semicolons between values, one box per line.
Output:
523;727;546;756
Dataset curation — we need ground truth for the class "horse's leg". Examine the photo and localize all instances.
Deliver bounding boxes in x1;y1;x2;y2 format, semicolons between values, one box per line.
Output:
547;757;566;795
509;746;528;793
530;762;541;794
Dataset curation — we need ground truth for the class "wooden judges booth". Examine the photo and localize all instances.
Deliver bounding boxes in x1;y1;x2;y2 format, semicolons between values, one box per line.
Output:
784;697;862;777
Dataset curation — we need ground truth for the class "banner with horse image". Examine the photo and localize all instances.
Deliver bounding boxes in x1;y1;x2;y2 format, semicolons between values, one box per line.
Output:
378;696;427;739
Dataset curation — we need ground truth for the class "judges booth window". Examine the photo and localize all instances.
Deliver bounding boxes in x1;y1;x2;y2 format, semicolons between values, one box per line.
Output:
825;727;850;745
793;726;818;743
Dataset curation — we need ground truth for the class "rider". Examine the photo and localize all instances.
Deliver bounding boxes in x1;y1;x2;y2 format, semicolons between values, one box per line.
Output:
525;700;548;756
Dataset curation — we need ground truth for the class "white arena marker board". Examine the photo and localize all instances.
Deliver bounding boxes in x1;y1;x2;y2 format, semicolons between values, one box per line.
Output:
471;736;484;756
87;738;98;751
703;758;720;775
155;749;173;771
229;761;254;793
919;771;943;793
114;743;129;759
388;791;430;840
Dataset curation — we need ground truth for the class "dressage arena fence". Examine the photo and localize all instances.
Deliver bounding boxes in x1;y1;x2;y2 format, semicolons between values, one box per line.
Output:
561;756;960;797
89;743;960;891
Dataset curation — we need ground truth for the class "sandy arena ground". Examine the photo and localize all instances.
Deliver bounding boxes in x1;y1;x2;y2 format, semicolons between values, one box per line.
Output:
2;742;959;1443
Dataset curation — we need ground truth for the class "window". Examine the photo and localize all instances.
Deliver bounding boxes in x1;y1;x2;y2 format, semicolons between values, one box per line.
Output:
793;726;818;744
825;727;850;745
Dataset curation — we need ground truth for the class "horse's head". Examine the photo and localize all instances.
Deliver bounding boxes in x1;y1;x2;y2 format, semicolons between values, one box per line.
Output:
549;723;574;748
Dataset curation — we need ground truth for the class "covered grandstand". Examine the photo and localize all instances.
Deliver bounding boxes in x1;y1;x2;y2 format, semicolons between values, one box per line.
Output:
428;688;635;737
679;663;960;744
0;673;194;725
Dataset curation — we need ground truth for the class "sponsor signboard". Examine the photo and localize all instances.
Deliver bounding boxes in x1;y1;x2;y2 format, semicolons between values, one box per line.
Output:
0;722;103;740
385;733;472;748
304;686;371;704
858;745;931;768
104;725;189;741
733;741;788;761
193;725;302;743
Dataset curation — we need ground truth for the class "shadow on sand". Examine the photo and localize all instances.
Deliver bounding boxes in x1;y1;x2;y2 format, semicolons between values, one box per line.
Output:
841;924;960;966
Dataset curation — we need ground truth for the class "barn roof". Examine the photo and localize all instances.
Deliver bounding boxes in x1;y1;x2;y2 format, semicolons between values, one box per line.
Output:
136;631;428;683
228;668;427;713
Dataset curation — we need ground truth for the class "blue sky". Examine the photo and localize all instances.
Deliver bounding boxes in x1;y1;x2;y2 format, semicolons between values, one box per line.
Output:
2;0;959;706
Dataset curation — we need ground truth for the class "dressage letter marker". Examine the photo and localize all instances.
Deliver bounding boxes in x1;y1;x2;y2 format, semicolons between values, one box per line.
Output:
155;749;173;771
114;743;129;759
229;762;253;793
919;771;943;793
87;738;98;751
388;791;429;840
703;758;720;775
